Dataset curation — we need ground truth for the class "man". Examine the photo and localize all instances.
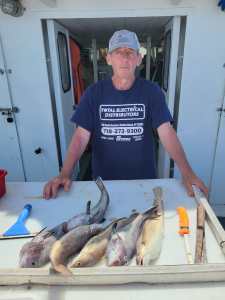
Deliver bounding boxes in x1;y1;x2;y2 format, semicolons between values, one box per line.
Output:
43;29;208;199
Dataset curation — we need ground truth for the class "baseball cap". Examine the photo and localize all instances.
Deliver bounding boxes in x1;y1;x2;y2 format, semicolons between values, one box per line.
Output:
108;29;140;53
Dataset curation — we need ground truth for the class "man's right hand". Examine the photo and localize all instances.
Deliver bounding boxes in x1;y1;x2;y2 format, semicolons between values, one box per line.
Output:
43;175;72;199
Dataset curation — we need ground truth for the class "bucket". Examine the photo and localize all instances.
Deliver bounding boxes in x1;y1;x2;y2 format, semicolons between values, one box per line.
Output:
0;169;7;198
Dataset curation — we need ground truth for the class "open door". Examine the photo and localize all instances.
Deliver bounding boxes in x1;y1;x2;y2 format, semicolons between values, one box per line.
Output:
157;16;181;178
47;20;75;163
0;37;25;181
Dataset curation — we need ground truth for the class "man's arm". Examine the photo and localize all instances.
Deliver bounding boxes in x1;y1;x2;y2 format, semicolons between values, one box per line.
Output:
43;126;91;199
157;122;208;196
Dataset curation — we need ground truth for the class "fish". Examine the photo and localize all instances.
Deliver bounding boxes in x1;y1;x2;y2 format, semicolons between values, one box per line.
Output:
106;207;158;266
70;214;138;268
50;223;104;275
19;220;72;268
19;177;110;268
67;176;110;230
136;186;164;265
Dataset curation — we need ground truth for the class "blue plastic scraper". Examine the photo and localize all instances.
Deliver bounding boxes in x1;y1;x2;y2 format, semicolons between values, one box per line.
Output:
3;204;33;238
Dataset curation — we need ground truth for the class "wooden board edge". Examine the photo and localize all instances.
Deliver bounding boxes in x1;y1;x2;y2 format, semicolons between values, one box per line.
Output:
1;264;225;286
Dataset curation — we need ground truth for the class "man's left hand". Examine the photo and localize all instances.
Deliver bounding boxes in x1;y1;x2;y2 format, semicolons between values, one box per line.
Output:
182;172;208;197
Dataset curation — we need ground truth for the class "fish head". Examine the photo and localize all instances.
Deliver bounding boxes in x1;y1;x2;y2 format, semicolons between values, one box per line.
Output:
107;236;128;266
19;241;45;268
71;253;95;268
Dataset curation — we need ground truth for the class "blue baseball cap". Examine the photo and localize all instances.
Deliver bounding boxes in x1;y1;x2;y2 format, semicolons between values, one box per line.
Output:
108;29;140;53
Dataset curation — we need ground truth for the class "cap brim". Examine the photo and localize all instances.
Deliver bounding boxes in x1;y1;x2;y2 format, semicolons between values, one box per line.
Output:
109;43;139;53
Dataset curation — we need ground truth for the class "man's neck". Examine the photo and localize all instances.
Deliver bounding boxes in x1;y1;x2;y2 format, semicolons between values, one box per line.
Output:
112;75;135;90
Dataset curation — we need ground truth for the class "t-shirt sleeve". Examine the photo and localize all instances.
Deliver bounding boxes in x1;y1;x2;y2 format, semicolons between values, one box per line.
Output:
70;86;94;133
150;83;173;129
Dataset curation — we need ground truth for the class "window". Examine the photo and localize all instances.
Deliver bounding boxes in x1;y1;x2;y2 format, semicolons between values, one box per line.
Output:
57;32;71;93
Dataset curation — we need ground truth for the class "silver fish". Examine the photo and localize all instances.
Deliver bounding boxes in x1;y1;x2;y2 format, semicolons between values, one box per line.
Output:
70;214;138;268
67;177;110;230
136;187;164;265
19;177;110;268
106;207;158;266
50;223;104;275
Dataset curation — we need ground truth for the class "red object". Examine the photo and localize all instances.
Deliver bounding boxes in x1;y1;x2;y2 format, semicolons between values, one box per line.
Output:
0;169;7;198
69;38;85;105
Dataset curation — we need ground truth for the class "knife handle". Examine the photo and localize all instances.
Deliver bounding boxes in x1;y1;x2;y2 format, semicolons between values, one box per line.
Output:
17;204;32;223
177;207;190;235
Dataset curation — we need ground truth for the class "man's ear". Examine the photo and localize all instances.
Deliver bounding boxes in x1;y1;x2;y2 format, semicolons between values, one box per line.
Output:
106;53;112;66
136;53;142;67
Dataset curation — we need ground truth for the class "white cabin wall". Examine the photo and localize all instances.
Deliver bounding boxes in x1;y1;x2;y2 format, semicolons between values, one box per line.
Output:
25;0;195;11
0;13;59;181
174;1;225;186
0;0;224;184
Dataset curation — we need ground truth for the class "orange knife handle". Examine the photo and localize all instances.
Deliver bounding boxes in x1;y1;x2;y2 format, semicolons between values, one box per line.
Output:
177;207;190;235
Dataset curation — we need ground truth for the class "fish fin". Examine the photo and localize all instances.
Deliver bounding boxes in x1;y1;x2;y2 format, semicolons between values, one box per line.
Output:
128;212;139;223
86;200;91;215
31;226;47;240
123;255;128;265
113;225;123;242
143;206;158;218
111;222;118;234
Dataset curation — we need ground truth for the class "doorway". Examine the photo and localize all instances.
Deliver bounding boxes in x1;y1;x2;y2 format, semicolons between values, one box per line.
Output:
43;16;185;181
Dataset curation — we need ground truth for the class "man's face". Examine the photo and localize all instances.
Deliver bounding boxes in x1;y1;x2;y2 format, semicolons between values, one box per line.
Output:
106;47;142;79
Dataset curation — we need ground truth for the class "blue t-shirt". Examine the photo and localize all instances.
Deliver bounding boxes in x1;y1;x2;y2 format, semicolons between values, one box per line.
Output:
71;77;172;180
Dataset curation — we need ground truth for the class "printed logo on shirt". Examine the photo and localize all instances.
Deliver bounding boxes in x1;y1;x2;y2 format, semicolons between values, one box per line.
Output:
99;104;145;121
99;103;146;143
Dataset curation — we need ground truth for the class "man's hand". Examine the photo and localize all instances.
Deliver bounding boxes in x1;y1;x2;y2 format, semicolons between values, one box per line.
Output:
43;126;91;200
182;171;208;197
43;175;72;199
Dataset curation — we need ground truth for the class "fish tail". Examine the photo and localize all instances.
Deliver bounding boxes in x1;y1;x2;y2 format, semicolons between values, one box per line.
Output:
95;176;106;193
153;186;163;213
90;177;109;222
153;187;163;200
54;263;72;276
136;255;144;266
50;240;69;275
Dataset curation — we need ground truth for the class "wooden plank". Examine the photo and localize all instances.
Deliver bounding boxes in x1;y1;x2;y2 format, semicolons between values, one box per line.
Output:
195;204;206;263
193;185;225;256
1;264;225;286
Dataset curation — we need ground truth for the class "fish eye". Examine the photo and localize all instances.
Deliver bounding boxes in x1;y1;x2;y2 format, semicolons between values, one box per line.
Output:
31;261;36;266
77;262;81;266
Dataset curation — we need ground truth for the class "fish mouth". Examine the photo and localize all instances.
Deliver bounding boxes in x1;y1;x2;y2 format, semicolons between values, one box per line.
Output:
110;260;121;266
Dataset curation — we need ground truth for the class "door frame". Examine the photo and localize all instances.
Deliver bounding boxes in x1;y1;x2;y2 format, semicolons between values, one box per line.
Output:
157;16;181;178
